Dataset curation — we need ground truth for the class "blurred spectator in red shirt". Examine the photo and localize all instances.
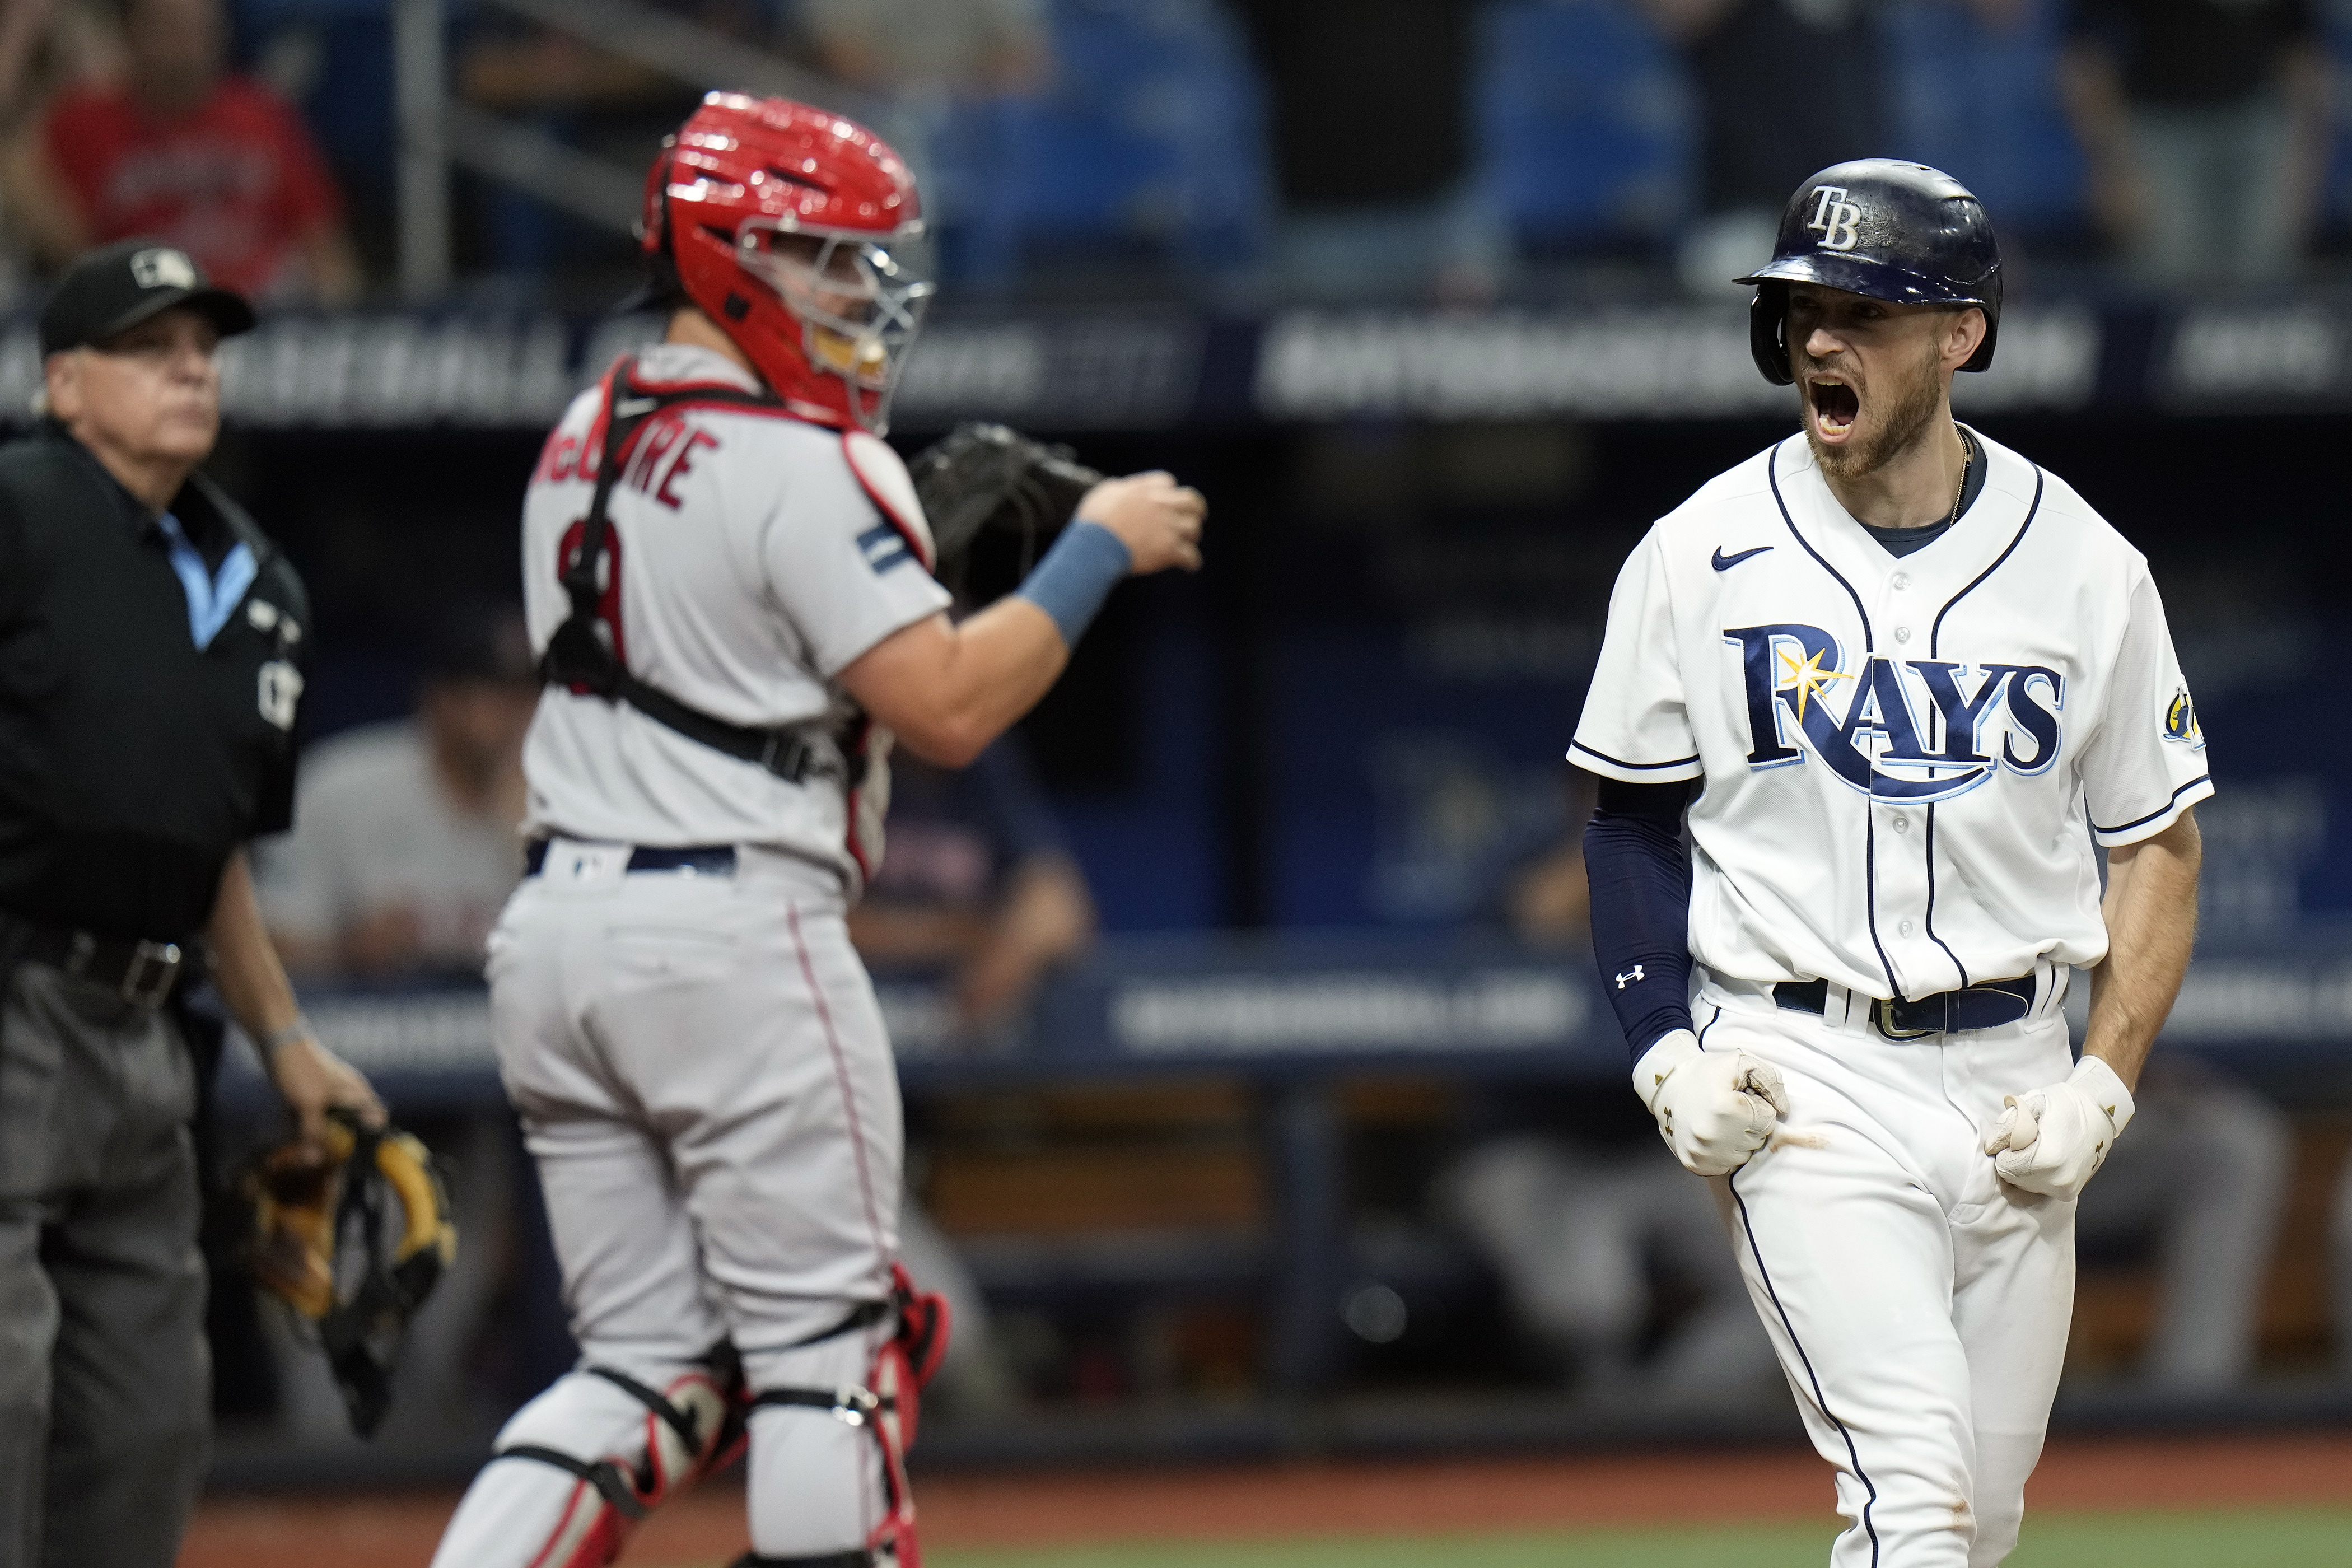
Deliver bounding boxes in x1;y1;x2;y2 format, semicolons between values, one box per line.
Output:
25;0;358;302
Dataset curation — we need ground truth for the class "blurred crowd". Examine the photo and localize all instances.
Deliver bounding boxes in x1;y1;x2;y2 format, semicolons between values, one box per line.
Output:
0;0;2344;310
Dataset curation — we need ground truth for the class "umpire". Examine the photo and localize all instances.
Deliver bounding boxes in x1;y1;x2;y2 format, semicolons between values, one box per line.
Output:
0;240;382;1567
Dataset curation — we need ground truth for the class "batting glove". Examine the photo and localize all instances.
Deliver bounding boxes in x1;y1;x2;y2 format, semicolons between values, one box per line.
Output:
1632;1029;1790;1177
1980;1055;2136;1201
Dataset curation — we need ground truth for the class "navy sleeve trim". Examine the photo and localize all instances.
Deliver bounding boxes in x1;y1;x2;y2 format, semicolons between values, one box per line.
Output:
2093;776;2211;837
1569;741;1702;773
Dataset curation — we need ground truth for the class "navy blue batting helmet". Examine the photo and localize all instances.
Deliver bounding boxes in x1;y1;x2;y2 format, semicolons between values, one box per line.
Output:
1735;159;2002;386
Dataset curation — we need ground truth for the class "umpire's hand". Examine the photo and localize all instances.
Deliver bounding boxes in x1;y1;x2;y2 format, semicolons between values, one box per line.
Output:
1080;471;1206;574
270;1033;386;1149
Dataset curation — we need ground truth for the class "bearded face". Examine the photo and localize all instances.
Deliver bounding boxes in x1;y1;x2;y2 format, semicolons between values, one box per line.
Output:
1786;286;1977;484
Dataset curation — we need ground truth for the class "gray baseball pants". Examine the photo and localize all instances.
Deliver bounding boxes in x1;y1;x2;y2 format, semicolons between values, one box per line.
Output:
0;960;209;1568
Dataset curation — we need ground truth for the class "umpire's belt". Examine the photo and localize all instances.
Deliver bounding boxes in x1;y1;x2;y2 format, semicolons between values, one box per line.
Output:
523;840;737;878
18;921;184;1009
1775;974;2035;1040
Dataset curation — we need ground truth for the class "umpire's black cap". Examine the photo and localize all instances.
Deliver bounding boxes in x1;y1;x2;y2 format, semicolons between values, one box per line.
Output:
40;239;257;356
1736;160;2002;386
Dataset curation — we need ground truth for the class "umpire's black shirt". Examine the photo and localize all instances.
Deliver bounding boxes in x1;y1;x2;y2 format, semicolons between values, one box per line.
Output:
0;423;310;941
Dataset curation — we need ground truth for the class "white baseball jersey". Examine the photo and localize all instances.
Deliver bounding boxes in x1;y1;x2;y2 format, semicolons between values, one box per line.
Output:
518;342;949;889
1572;428;2211;1001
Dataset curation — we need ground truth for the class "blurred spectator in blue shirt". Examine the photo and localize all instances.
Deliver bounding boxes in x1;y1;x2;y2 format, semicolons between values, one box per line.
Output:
2060;0;2328;284
850;735;1095;1033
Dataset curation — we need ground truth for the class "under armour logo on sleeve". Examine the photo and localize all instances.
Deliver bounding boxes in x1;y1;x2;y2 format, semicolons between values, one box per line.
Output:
1614;966;1646;990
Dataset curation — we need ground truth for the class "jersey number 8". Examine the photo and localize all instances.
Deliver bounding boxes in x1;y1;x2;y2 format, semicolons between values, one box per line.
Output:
554;518;627;693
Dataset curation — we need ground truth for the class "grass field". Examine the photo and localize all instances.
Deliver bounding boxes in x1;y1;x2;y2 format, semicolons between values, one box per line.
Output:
922;1510;2352;1568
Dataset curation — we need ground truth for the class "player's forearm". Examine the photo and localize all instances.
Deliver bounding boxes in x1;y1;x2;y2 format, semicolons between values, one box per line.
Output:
2081;811;2201;1091
842;601;1068;768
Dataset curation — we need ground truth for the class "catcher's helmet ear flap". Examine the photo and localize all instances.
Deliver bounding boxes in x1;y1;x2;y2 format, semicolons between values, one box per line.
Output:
245;1110;457;1437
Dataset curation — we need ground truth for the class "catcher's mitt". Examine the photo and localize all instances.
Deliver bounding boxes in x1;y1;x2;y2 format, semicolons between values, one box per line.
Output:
908;422;1102;589
245;1109;456;1437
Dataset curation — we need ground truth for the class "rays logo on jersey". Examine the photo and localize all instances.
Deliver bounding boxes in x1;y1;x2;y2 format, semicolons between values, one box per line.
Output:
2163;685;2204;748
1724;623;2062;803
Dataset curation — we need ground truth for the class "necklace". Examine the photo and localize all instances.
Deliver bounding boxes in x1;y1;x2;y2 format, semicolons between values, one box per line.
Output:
1943;430;1976;530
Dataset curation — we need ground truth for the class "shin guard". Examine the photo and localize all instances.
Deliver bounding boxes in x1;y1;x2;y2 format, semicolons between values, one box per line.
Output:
428;1350;740;1568
745;1266;949;1568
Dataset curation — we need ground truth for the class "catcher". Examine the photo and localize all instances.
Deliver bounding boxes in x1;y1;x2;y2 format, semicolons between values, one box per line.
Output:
427;92;1203;1568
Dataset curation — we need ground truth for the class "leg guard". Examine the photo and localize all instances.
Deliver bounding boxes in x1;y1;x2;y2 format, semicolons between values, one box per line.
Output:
428;1347;740;1568
745;1266;949;1568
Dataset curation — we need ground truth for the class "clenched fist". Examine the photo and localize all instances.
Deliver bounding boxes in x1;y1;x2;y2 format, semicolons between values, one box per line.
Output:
1633;1029;1790;1177
1080;470;1206;575
1981;1055;2135;1201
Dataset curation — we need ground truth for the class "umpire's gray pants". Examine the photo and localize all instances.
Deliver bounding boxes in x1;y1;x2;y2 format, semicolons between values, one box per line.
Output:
0;961;209;1568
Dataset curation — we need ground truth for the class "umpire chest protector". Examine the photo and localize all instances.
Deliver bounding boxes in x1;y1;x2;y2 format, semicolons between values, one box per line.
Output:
0;425;309;942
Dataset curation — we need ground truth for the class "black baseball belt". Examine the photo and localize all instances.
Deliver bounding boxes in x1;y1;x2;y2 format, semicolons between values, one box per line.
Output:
16;920;185;1009
1775;974;2036;1040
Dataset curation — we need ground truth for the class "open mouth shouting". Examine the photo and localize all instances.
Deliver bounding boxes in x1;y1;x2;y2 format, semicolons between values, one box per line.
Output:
1808;376;1859;441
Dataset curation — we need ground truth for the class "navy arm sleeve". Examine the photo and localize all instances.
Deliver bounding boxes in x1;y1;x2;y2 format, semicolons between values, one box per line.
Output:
1582;774;1696;1063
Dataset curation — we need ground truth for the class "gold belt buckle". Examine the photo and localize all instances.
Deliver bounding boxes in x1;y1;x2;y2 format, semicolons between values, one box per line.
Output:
1872;997;1938;1042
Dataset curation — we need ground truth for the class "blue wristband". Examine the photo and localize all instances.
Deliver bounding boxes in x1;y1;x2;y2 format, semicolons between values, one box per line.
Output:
1014;520;1132;647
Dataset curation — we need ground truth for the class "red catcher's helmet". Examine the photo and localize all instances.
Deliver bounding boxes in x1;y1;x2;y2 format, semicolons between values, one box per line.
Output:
640;92;931;433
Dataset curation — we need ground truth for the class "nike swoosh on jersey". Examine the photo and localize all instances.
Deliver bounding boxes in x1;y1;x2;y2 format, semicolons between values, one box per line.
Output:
1711;544;1774;571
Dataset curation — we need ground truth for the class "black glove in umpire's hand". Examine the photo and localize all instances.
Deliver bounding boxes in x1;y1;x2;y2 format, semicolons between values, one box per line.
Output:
908;422;1103;586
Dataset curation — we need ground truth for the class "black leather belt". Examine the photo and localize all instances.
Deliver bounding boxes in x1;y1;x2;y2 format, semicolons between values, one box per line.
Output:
1775;974;2036;1040
524;841;738;878
21;922;185;1009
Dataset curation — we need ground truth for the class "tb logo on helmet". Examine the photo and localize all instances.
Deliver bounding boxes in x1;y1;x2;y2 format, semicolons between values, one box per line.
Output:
1807;185;1864;251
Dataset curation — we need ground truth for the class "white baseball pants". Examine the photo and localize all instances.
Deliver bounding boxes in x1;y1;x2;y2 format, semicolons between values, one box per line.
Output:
432;841;903;1566
1696;970;2077;1568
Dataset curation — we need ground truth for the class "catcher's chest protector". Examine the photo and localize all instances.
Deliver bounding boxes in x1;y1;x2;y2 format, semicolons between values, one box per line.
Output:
544;358;935;884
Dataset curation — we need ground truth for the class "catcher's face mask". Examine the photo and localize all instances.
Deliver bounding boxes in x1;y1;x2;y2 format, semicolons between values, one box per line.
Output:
246;1110;456;1437
734;220;932;429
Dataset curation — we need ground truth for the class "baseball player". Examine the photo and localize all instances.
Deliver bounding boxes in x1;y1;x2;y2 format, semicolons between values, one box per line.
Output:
1575;161;2208;1566
427;93;1203;1568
